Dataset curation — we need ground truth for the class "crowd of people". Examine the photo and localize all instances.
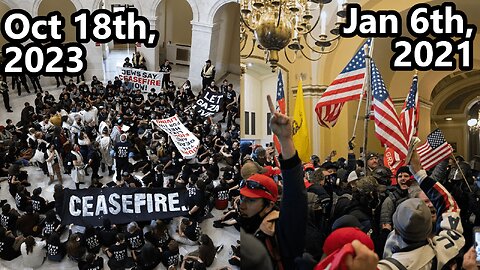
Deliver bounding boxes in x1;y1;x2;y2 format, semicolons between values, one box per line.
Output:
0;56;243;269
237;95;480;269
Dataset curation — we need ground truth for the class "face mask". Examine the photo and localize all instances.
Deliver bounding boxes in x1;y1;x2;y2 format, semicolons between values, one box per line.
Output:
239;209;265;234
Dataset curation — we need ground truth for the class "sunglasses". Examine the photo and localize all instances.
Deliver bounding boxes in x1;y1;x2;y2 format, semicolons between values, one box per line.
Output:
239;180;272;196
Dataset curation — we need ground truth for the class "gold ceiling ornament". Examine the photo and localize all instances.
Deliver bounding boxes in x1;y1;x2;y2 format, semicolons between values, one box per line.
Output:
240;0;348;71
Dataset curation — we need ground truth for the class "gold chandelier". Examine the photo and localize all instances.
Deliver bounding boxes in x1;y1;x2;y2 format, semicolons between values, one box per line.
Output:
240;0;347;71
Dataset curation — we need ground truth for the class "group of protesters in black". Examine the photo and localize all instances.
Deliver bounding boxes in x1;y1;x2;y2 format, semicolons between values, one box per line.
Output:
0;59;243;269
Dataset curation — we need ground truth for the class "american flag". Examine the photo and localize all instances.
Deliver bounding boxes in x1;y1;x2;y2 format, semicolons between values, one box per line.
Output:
273;70;285;154
400;74;419;144
315;38;372;128
371;60;408;159
417;129;453;170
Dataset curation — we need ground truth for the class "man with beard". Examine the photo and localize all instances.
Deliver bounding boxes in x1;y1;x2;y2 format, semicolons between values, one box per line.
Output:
239;95;306;270
380;166;412;232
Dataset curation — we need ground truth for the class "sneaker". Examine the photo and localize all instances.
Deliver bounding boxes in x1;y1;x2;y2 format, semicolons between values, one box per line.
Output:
216;244;224;254
213;222;224;228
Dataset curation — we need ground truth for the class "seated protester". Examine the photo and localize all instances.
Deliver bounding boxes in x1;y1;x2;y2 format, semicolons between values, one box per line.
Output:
378;150;465;269
186;174;198;201
161;239;180;268
16;205;41;237
181;255;207;270
187;234;217;267
122;172;143;188
105;233;135;270
177;218;201;245
20;236;47;269
187;179;208;222
213;196;240;229
99;218;118;247
78;253;104;270
14;185;31;212
126;221;145;252
31;187;55;214
135;242;161;270
1;204;20;232
84;225;102;254
7;164;30;198
214;178;230;210
41;210;62;238
53;184;65;215
144;219;170;249
0;226;22;261
46;232;66;262
66;233;86;262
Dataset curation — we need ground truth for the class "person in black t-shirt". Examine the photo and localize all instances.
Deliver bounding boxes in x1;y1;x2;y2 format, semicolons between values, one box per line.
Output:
84;226;102;254
41;210;61;238
135;242;161;270
106;233;135;270
99;219;118;248
159;60;172;89
144;219;170;249
114;134;131;182
78;253;104;270
161;239;180;268
31;187;55;214
0;204;19;232
179;218;201;243
188;179;207;222
46;232;66;262
15;185;30;212
0;226;21;261
126;221;145;251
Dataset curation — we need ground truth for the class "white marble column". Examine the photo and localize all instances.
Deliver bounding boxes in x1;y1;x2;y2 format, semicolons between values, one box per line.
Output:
83;41;106;81
137;17;159;72
189;21;214;89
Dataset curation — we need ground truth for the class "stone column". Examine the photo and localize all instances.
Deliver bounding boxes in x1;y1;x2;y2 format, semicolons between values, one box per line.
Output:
189;21;214;89
137;16;159;72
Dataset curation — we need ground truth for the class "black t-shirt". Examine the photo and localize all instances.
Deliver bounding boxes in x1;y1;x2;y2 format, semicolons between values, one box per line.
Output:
99;227;117;247
114;141;131;159
15;192;29;211
80;257;104;270
0;236;19;260
184;221;201;242
225;89;236;102
161;249;179;268
126;230;145;250
47;242;64;257
85;234;101;253
43;219;60;236
133;94;144;105
109;242;128;263
0;212;17;231
159;64;172;74
31;194;47;213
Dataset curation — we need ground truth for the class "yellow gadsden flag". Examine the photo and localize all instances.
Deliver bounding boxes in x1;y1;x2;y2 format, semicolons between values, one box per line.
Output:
292;80;311;162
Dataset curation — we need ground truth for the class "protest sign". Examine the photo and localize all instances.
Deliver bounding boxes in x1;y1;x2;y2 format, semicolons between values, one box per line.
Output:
118;67;163;92
194;90;223;117
62;187;189;226
153;115;200;158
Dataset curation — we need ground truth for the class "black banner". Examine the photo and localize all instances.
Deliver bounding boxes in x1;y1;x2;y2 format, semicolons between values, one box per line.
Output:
62;188;189;226
194;90;223;117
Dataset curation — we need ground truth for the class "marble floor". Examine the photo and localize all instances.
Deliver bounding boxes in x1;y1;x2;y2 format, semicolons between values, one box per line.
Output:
0;52;241;269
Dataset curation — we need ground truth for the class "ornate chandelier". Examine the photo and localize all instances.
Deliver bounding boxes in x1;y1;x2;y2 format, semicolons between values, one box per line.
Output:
240;0;347;71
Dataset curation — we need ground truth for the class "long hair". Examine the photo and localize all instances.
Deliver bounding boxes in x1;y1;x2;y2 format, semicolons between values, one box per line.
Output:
25;236;36;254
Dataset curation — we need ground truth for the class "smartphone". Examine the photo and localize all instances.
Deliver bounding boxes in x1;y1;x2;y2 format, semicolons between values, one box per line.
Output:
474;227;480;265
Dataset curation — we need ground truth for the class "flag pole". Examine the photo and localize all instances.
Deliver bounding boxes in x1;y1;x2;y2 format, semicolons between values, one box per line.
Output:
432;122;472;192
351;83;364;141
362;41;373;175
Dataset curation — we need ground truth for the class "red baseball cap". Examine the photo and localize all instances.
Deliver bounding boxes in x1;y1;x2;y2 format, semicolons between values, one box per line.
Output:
303;163;315;171
240;174;278;202
323;227;374;256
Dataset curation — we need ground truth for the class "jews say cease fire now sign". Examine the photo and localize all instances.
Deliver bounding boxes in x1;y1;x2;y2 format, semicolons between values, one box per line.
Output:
153;115;200;159
118;67;163;92
62;187;189;226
